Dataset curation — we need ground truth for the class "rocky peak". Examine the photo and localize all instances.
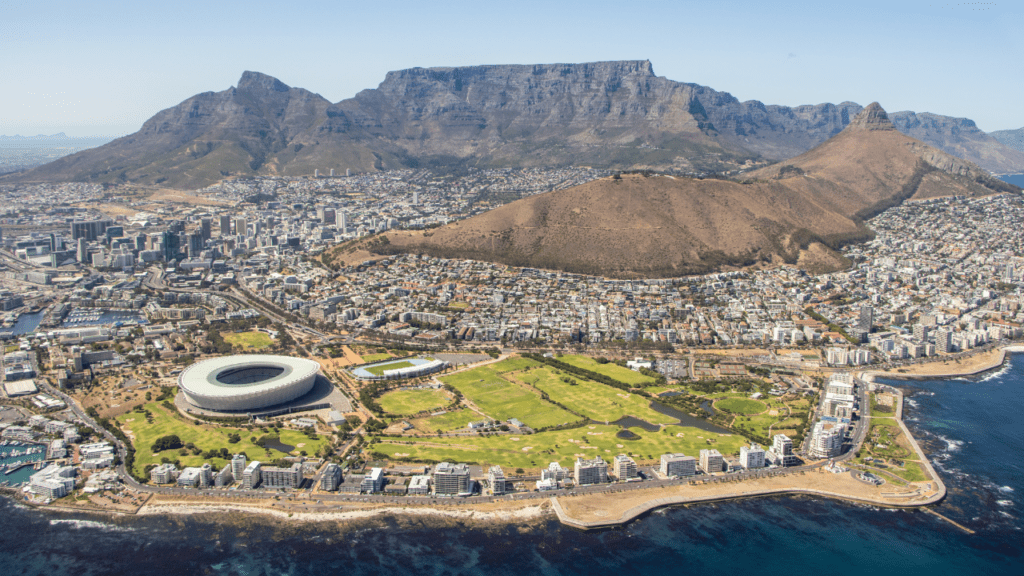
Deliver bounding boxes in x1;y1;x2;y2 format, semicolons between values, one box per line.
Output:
237;71;291;94
846;102;896;131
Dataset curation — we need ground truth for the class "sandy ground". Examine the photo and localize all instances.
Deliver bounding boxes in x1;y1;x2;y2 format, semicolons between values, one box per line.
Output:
876;347;1005;377
555;468;939;525
139;493;550;524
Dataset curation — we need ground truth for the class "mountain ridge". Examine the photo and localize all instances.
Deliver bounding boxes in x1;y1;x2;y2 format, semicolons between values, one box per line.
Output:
6;61;1024;188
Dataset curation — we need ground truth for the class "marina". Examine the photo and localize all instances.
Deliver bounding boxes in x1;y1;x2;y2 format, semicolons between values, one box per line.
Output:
0;441;48;487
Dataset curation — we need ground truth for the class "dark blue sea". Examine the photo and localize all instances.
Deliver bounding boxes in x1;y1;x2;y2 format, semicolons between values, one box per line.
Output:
1;356;1021;576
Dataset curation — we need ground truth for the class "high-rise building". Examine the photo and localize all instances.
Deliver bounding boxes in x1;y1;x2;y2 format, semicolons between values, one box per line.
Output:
858;305;874;333
433;462;471;495
488;465;508;495
242;461;262;489
162;231;180;262
219;215;232;236
613;454;638;481
262;463;303;489
200;218;212;241
935;329;952;353
231;454;247;482
766;434;800;467
739;444;766;469
574;456;609;486
660;453;697;477
361;467;385;493
234;218;248;238
320;463;342;491
699;449;724;474
809;422;846;458
71;219;110;241
338;211;347;232
187;232;203;258
76;238;87;263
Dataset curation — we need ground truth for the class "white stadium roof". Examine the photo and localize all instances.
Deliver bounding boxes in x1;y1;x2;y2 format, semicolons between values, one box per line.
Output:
178;355;320;412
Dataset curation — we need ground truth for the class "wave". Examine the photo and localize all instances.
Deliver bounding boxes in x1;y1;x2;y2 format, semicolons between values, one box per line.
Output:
999;486;1015;493
996;500;1014;507
978;362;1011;382
936;435;964;452
49;519;130;532
906;399;920;409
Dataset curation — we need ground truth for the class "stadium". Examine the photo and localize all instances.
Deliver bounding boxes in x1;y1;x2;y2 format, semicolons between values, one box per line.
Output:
350;357;448;380
177;355;321;412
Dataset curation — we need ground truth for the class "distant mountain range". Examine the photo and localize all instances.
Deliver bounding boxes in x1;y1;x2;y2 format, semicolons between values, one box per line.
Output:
333;104;1017;278
990;127;1024;156
5;61;1024;189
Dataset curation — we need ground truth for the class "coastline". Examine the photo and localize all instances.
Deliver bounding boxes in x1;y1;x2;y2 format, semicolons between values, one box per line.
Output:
863;344;1024;381
26;346;1019;530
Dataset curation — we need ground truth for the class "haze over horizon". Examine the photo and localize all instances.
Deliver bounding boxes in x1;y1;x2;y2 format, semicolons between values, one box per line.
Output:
3;0;1021;137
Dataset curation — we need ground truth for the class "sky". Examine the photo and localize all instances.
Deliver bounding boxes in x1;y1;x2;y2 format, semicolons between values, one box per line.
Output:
2;0;1021;136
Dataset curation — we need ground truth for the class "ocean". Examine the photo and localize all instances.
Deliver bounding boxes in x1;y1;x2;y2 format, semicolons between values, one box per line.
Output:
1;356;1021;576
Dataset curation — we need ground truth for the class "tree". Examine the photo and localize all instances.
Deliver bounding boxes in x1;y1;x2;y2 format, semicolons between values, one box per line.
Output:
151;434;183;452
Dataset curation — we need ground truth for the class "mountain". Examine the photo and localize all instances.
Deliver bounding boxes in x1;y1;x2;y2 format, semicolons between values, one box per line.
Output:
7;62;1024;188
332;104;1016;278
888;112;1024;175
989;127;1024;155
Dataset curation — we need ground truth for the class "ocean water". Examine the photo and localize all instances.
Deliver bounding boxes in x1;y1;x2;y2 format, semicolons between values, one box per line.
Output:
0;357;1021;576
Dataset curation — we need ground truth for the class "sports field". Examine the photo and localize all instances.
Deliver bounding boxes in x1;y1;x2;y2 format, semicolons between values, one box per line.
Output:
373;423;747;469
714;397;767;415
222;331;273;350
410;409;480;433
441;360;577;429
364;361;416;376
115;402;328;477
559;355;657;386
516;366;677;425
378;388;450;415
359;353;393;363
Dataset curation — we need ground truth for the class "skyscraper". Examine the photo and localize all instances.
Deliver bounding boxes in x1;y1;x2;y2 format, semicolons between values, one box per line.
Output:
858;305;874;333
219;215;232;236
200;218;212;241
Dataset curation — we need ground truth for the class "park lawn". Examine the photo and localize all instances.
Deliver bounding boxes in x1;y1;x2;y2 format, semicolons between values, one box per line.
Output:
559;355;656;386
490;357;542;373
223;331;273;350
715;397;767;415
115;402;329;478
869;393;898;417
441;365;578;429
371;424;747;469
359;353;393;363
446;301;470;310
888;460;930;482
518;366;677;425
364;361;417;376
378;388;450;415
411;409;479;433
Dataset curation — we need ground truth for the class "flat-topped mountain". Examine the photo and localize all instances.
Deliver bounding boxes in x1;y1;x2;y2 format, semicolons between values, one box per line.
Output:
7;62;1024;188
333;104;1016;278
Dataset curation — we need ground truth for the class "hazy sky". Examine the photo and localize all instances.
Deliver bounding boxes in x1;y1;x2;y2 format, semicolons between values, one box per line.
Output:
2;0;1021;136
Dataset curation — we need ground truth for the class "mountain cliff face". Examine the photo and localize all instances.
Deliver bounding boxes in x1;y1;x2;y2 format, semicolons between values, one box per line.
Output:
339;104;1016;279
989;127;1024;155
7;62;1024;188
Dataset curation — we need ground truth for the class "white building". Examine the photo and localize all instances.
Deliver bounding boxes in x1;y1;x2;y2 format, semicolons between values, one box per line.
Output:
242;461;262;489
660;453;697;478
30;464;76;499
408;475;431;495
614;454;639;481
574;456;609;486
739;444;766;469
361;467;385;493
150;463;178;484
433;462;471;495
699;449;724;474
488;465;508;495
262;463;303;489
320;463;343;491
809;421;846;459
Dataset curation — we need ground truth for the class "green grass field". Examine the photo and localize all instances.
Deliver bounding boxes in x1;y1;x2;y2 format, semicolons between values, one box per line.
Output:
378;388;450;415
115;402;329;478
372;424;747;469
364;361;417;376
441;363;577;429
222;331;273;350
715;397;767;415
411;409;480;433
517;366;677;425
559;355;657;386
490;357;542;373
359;353;393;363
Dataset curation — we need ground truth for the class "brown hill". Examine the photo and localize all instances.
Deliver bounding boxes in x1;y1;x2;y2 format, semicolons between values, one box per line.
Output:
332;104;1016;278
